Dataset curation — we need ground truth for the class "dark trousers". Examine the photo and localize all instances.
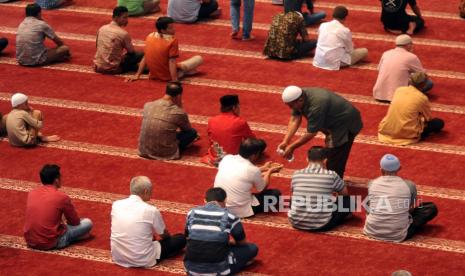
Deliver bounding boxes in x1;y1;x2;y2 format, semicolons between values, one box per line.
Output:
314;195;353;231
158;234;187;260
326;132;357;178
251;189;282;215
405;202;438;240
410;15;425;33
121;51;144;73
198;0;218;19
176;128;198;152
0;37;8;53
229;243;259;275
421;118;444;139
295;40;317;58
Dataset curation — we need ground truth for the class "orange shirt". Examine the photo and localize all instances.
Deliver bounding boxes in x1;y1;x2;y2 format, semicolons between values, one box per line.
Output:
144;32;179;81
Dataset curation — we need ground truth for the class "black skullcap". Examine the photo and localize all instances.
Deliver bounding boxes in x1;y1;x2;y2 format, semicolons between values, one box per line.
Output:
220;94;239;108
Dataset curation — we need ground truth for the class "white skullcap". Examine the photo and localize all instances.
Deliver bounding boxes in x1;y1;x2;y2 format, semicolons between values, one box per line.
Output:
11;93;28;108
282;86;303;103
380;154;401;172
395;34;412;46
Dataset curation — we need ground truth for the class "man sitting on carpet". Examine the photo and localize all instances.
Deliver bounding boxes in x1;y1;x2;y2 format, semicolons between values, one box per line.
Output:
378;72;444;145
127;17;203;82
313;6;368;70
111;176;186;267
5;93;60;147
202;94;264;166
167;0;221;23
35;0;72;10
117;0;160;16
288;146;353;231
94;6;144;74
380;0;425;35
16;4;71;66
364;154;438;242
138;82;198;160
24;164;93;250
373;34;432;102
184;187;258;275
0;37;8;54
263;5;317;60
214;138;283;218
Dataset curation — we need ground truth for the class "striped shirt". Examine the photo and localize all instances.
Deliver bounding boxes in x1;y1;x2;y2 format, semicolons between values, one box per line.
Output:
184;202;245;275
288;163;345;230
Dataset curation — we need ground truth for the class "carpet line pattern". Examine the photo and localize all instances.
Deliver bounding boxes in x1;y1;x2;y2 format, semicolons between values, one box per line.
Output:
2;178;465;255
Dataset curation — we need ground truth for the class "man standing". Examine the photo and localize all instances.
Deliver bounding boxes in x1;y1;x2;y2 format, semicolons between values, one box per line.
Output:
214;138;283;218
24;164;93;250
264;9;317;60
117;0;160;16
373;34;431;102
128;17;203;82
184;187;258;275
6;93;60;147
364;154;438;242
288;146;352;231
202;94;263;166
16;4;70;66
230;0;255;40
94;6;143;74
111;176;186;267
278;86;363;178
380;0;424;35
168;0;221;23
313;6;368;70
138;83;198;160
378;72;444;145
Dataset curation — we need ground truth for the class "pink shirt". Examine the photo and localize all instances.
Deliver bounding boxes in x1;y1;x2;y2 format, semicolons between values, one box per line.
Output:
373;47;424;102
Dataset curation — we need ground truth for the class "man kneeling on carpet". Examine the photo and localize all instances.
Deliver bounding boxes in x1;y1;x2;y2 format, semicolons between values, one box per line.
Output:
24;164;93;250
364;154;438;242
138;82;199;160
5;93;60;147
184;187;258;275
214;138;283;218
111;176;186;267
127;17;203;83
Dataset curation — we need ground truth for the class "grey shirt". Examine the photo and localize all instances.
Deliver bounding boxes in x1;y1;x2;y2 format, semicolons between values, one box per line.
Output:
292;87;363;147
363;175;417;242
167;0;201;23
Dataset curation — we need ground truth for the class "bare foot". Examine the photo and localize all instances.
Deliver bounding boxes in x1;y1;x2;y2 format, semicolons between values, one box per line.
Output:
40;135;61;142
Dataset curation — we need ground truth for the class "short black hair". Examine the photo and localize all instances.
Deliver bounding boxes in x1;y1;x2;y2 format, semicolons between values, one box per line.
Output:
113;6;129;18
166;82;183;97
156;17;175;32
333;6;348;20
239;138;267;159
307;146;327;161
40;164;61;185
205;187;227;202
26;3;41;17
220;94;239;113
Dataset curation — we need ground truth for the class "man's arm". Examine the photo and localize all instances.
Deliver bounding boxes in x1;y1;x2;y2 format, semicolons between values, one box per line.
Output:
283;131;317;159
52;36;65;47
260;164;283;190
23;110;43;129
62;197;81;226
278;115;302;150
410;3;423;18
169;58;178;82
125;56;146;82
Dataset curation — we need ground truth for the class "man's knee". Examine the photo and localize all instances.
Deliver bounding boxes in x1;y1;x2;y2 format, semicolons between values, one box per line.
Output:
247;243;259;259
80;218;94;230
57;45;70;56
31;109;43;120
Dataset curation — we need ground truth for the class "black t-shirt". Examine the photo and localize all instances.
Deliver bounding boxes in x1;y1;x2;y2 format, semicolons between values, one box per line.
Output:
380;0;417;30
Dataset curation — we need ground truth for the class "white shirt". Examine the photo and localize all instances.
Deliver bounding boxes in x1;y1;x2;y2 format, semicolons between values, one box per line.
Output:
214;155;266;218
313;19;354;70
111;195;166;268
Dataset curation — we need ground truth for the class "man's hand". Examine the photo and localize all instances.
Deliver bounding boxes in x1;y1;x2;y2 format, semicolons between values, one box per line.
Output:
277;141;288;151
282;145;294;160
268;163;283;173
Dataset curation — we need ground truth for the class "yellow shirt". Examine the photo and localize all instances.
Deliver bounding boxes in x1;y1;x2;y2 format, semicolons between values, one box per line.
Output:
378;86;431;145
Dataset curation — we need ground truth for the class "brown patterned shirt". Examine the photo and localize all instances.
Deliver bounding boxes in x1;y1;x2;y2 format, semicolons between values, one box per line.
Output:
264;12;307;59
138;99;191;160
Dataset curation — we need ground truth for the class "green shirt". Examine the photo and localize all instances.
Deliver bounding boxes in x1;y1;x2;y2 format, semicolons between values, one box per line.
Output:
117;0;144;15
292;87;363;147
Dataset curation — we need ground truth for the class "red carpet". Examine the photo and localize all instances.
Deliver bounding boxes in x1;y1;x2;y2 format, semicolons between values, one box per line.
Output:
1;0;465;275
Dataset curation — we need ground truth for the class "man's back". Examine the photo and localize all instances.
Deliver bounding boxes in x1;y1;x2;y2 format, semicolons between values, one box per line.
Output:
138;99;189;160
313;19;352;70
364;176;416;242
373;47;423;101
111;195;166;267
16;17;56;66
145;32;179;81
264;12;306;59
6;109;43;146
167;0;201;23
288;164;345;230
24;185;79;249
94;22;133;72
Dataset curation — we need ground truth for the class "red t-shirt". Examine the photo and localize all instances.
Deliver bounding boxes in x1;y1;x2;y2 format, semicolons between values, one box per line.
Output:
203;113;255;165
23;185;80;249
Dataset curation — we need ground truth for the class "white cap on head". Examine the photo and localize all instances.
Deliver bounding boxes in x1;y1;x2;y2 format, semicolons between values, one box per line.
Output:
395;34;412;46
11;93;28;108
380;154;401;172
282;86;303;103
